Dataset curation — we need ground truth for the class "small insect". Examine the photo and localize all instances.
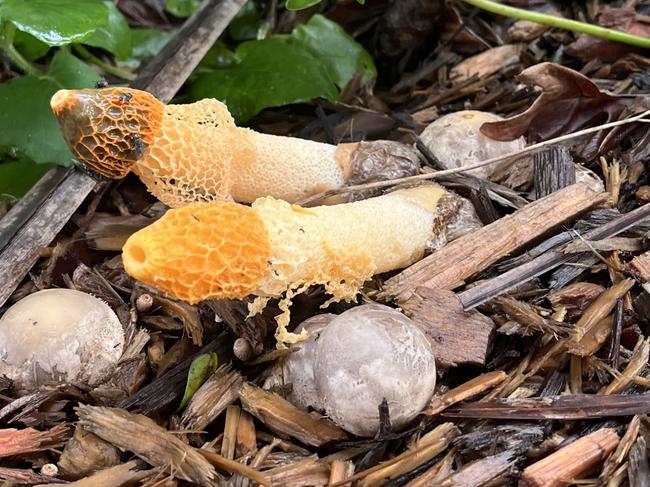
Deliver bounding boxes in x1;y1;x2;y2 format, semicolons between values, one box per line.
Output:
132;135;145;159
129;134;145;160
95;79;108;88
119;92;133;103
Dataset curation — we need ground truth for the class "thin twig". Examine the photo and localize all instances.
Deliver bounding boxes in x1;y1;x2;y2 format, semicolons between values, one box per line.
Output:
461;0;650;48
73;44;137;81
299;110;650;205
198;448;272;487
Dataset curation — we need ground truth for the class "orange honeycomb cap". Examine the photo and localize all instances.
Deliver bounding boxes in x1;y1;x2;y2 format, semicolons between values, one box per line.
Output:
122;202;271;304
51;88;164;179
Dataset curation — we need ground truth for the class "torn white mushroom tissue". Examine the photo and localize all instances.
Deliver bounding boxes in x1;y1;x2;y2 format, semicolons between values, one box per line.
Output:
0;289;125;392
283;304;436;437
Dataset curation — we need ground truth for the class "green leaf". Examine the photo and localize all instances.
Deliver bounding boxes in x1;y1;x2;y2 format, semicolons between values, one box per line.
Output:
0;160;54;197
178;353;219;411
0;0;110;46
117;27;174;68
285;0;321;11
189;37;338;122
13;30;50;61
188;15;374;122
0;50;101;165
228;1;263;41
291;14;376;88
83;1;132;58
165;0;200;18
48;47;104;88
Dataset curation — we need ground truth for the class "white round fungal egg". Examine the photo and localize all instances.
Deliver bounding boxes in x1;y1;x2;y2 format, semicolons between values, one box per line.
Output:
312;304;436;437
420;110;529;186
282;314;334;411
0;288;125;392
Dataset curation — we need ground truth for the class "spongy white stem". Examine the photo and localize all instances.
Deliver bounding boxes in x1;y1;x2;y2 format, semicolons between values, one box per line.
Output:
254;185;446;299
252;185;446;344
230;131;348;203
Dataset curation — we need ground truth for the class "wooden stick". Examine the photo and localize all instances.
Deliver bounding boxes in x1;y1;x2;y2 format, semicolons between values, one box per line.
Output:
221;405;240;460
440;450;517;486
382;183;607;303
425;371;507;415
628;250;650;282
328;460;355;486
533;146;575;199
121;335;231;414
400;287;495;367
404;449;456;487
458;202;650;310
0;0;247;308
600;415;640;483
329;423;459;487
521;428;619;487
235;410;257;457
198;448;273;487
0;425;68;458
441;394;650;420
239;383;348;447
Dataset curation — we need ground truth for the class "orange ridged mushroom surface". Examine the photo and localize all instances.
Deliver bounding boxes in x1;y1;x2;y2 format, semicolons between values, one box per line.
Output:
51;88;163;179
122;202;271;303
122;185;463;343
51;88;360;207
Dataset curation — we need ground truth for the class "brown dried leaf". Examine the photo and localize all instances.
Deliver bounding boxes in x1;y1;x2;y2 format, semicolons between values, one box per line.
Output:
566;8;650;62
480;62;650;161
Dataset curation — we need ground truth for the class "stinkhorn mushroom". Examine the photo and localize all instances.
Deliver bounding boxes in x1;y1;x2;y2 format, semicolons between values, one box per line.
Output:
282;304;436;437
121;184;481;343
0;289;124;392
50;87;419;207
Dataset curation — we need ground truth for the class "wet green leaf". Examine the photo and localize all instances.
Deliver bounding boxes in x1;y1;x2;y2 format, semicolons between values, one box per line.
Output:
0;0;110;46
286;0;364;9
165;0;200;18
13;30;50;61
178;353;219;411
189;36;339;122
83;1;132;58
285;0;321;11
0;160;54;197
117;27;175;68
189;15;373;122
291;14;376;87
0;50;101;165
228;1;263;41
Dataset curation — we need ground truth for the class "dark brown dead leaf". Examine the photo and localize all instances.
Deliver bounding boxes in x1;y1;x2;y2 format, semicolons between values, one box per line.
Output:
566;8;650;62
480;62;650;162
